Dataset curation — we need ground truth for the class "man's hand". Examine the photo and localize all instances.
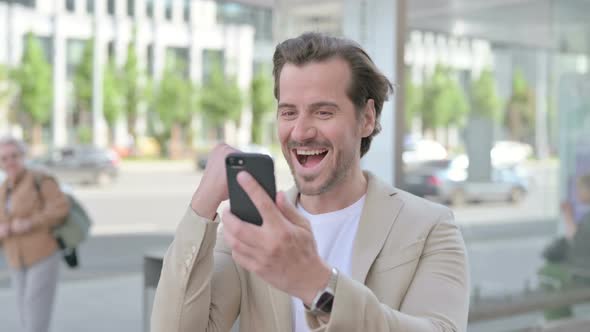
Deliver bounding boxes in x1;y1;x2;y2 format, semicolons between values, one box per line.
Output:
222;171;332;306
11;218;33;235
191;144;239;220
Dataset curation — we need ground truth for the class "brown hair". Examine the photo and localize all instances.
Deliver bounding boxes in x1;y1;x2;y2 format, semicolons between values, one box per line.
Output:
272;32;394;157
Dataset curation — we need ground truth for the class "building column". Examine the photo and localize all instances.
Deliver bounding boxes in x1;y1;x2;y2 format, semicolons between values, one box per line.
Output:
535;51;550;159
52;15;68;147
92;0;108;147
343;0;406;186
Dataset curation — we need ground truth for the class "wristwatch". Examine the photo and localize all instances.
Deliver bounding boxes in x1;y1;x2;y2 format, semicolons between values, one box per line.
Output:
307;267;339;315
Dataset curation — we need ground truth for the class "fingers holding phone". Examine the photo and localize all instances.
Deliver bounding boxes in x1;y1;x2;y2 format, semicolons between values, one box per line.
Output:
191;143;240;220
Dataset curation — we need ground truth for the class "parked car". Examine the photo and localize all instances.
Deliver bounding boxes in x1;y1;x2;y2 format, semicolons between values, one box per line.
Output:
195;144;273;171
403;137;448;164
402;157;529;206
491;141;533;167
30;146;120;185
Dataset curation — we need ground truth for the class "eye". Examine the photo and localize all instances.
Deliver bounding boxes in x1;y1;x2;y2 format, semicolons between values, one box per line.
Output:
279;109;297;120
315;110;333;119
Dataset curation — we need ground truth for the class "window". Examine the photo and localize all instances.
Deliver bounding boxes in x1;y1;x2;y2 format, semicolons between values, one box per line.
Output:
147;44;154;76
165;0;173;20
215;2;273;42
87;0;94;14
183;0;190;22
127;0;134;17
5;0;36;7
107;41;115;59
65;0;75;12
202;49;224;84
107;0;115;15
146;0;153;18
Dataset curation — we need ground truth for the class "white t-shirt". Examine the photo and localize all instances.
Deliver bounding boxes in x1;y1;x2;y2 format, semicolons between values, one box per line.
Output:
291;195;366;332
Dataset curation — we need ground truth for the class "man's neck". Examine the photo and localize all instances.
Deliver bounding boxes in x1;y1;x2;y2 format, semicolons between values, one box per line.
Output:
299;167;367;214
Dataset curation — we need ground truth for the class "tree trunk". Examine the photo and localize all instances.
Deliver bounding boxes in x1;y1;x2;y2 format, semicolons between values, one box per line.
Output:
31;124;43;156
127;114;137;155
169;124;183;159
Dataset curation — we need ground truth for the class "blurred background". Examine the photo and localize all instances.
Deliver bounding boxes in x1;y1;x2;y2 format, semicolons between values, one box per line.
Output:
0;0;589;331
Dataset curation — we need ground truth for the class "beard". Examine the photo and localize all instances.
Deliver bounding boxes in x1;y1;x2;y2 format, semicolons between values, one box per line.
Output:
284;140;355;196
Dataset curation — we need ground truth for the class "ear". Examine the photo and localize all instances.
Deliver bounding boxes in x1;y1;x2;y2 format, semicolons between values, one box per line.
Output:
361;99;376;138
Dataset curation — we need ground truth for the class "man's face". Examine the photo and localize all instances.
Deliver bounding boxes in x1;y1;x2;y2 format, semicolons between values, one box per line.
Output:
276;57;374;195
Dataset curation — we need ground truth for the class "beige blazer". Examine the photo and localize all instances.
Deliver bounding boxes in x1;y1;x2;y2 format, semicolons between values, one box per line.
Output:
151;172;470;331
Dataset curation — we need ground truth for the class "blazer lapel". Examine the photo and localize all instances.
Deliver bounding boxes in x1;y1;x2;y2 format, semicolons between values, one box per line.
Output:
272;175;403;328
350;172;404;284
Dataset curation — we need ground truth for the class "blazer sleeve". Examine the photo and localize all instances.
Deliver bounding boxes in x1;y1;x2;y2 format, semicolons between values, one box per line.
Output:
306;212;470;332
29;176;70;229
151;207;241;332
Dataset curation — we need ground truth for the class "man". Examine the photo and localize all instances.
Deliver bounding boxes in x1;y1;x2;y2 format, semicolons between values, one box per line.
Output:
152;32;470;332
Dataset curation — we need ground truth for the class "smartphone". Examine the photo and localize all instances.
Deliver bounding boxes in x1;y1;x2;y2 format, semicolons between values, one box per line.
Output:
226;152;276;226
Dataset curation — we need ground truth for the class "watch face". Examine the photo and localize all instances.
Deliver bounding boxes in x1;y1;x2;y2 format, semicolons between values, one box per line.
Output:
317;292;334;313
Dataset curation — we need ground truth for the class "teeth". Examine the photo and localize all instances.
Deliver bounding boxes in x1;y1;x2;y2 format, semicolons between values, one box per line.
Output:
296;149;327;156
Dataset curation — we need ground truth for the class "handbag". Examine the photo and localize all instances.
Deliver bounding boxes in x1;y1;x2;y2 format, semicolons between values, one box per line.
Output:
542;236;570;263
34;175;92;268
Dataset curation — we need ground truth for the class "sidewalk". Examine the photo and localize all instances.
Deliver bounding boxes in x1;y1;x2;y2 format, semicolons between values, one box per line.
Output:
0;274;143;332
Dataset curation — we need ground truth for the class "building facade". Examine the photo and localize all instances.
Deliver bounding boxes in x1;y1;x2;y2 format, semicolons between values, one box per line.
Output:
0;0;274;147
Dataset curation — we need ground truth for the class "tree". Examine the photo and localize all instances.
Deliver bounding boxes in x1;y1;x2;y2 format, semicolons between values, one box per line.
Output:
405;76;422;131
505;69;535;141
121;42;146;145
200;60;243;139
0;64;13;107
470;69;501;121
149;59;197;157
250;66;275;144
103;58;124;144
73;39;94;126
465;71;501;183
13;33;52;147
421;65;469;134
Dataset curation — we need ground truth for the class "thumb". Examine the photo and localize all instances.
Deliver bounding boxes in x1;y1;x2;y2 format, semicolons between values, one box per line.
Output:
276;192;310;230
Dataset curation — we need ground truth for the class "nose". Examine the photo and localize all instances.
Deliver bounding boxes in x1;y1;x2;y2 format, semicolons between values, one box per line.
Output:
291;116;317;142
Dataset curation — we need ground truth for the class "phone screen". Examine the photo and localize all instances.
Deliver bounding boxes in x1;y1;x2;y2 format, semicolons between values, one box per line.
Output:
226;153;276;225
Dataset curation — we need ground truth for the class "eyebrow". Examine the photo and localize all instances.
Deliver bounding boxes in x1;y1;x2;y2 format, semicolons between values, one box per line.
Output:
277;101;340;111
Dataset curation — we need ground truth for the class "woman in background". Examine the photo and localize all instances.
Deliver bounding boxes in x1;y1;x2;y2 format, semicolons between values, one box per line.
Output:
0;137;69;332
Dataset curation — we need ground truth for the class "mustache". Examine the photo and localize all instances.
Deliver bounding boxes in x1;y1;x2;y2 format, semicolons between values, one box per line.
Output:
287;141;331;149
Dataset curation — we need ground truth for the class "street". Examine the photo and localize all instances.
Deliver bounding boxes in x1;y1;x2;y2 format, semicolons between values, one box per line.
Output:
68;158;560;235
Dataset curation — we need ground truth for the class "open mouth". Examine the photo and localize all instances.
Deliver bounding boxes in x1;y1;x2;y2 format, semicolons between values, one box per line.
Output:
294;148;329;168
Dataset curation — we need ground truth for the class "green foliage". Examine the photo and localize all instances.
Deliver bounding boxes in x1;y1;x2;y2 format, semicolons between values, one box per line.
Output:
122;42;143;138
250;66;275;144
200;60;243;127
103;58;124;127
73;39;94;116
0;64;14;107
470;69;501;120
149;58;199;154
421;65;469;130
505;69;535;141
405;76;422;129
13;33;52;125
77;125;92;144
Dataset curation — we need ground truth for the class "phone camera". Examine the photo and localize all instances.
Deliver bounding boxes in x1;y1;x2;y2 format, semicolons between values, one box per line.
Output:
238;159;244;165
